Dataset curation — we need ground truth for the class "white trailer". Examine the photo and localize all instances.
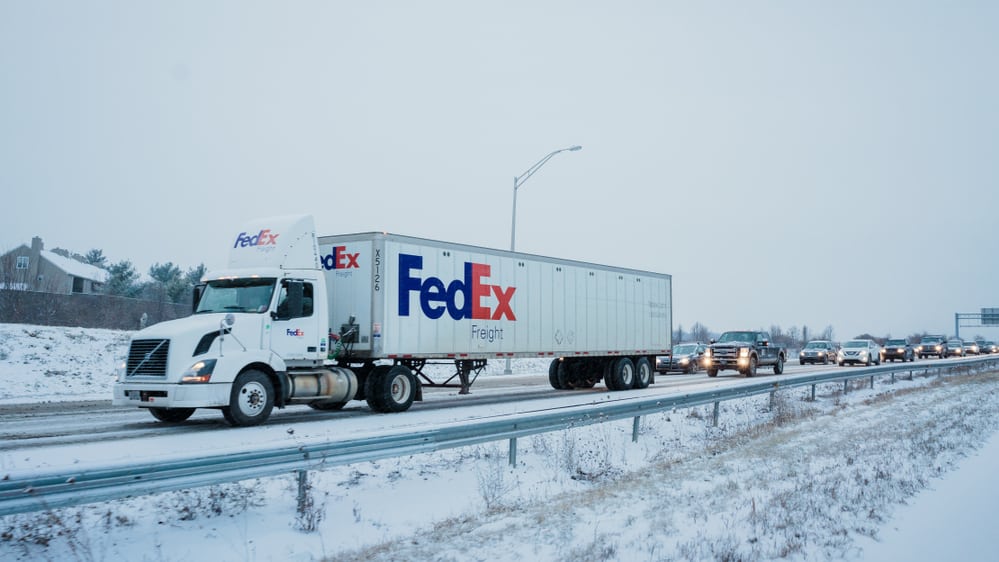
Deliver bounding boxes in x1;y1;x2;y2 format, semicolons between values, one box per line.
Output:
112;215;672;426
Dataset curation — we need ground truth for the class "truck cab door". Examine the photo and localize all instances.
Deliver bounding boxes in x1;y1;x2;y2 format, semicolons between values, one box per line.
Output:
270;279;321;361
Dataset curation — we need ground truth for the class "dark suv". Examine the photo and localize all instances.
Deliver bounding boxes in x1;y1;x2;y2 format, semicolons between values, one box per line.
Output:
882;338;915;362
917;335;948;359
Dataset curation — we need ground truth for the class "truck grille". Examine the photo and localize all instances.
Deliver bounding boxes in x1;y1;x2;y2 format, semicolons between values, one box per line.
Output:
127;339;170;377
711;347;739;360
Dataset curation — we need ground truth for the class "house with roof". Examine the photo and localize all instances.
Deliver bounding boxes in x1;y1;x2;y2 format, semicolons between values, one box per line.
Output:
0;237;108;294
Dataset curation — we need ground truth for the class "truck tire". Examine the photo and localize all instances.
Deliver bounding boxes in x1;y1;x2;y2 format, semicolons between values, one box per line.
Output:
149;407;195;423
366;365;416;413
548;359;564;390
223;369;275;427
743;356;758;377
707;368;718;377
605;357;634;391
633;357;652;389
773;356;784;375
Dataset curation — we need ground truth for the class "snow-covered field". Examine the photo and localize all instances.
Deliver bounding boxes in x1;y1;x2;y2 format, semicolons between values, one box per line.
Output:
1;323;998;561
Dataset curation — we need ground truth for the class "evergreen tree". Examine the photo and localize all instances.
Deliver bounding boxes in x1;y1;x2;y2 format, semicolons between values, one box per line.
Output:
83;249;108;269
185;263;207;286
106;260;140;297
148;262;187;304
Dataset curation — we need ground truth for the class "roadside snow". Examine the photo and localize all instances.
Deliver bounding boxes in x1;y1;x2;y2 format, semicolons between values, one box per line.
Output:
1;324;998;561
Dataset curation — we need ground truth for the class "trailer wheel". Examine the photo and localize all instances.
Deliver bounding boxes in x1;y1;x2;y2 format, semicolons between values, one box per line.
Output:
148;407;195;423
548;359;564;390
606;357;635;391
366;365;416;413
223;369;274;426
557;361;577;389
633;357;652;389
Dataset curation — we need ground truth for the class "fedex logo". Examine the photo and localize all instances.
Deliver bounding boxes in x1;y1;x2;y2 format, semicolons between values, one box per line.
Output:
286;328;304;337
234;229;279;248
398;253;516;321
321;246;360;270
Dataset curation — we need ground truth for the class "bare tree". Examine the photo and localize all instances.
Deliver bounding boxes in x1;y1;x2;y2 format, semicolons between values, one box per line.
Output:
689;322;712;343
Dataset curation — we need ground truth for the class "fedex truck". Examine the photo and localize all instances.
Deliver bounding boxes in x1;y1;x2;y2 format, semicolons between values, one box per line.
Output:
112;215;672;426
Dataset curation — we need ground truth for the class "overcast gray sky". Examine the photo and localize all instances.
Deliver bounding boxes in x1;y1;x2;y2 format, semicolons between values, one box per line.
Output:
2;1;997;342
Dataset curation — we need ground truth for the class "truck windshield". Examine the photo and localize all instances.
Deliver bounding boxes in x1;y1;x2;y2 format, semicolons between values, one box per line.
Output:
196;278;277;314
717;332;755;343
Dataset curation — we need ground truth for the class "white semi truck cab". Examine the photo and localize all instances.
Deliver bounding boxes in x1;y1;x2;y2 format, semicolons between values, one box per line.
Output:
112;215;375;426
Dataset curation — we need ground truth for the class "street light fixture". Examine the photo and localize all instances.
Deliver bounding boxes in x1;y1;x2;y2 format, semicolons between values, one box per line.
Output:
510;145;582;252
505;145;582;373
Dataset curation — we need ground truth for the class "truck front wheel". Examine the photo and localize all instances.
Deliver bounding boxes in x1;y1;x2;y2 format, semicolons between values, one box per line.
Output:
743;356;758;377
707;368;718;377
149;407;195;423
223;369;275;427
366;365;416;413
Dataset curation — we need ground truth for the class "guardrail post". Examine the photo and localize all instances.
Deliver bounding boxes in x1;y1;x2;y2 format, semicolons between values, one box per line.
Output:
712;401;720;427
843;380;848;394
508;437;517;467
870;376;874;389
296;470;308;513
891;372;895;384
632;416;641;443
810;384;816;402
769;391;775;412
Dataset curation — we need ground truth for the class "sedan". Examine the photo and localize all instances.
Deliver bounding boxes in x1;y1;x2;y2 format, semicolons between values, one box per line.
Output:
657;343;707;374
837;339;882;366
963;341;980;355
799;340;838;365
946;339;964;357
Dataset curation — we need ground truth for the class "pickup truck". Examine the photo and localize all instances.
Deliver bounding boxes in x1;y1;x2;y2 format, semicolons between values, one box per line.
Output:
704;330;787;377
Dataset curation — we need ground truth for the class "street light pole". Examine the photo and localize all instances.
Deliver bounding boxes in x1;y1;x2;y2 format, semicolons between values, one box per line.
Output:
505;145;582;374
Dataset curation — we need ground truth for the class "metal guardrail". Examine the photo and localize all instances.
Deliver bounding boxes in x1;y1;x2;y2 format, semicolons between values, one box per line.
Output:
2;355;997;517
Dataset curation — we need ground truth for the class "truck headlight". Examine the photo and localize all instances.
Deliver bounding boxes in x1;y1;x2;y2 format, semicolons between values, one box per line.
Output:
704;349;712;358
739;347;750;358
180;359;217;384
114;359;127;382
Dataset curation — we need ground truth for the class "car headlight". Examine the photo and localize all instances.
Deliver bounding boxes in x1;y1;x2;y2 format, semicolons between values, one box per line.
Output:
704;349;712;358
680;358;689;365
180;359;217;384
739;347;750;358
